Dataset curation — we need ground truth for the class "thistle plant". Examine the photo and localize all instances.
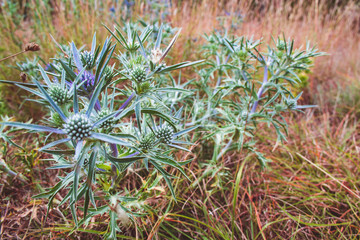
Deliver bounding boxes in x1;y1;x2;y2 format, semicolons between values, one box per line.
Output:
15;57;40;77
192;33;324;169
1;22;202;238
0;18;324;238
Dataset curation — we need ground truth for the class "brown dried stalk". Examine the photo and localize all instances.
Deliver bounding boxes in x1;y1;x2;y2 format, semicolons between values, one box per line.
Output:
0;43;40;63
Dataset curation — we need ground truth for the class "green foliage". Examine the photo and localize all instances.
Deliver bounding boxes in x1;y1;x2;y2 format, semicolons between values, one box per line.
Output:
0;22;202;239
0;19;324;238
189;32;324;169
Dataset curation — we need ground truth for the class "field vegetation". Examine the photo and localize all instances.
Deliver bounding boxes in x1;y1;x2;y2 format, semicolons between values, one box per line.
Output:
0;0;360;239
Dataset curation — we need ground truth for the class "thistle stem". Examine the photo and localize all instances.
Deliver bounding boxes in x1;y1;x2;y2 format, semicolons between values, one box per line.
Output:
127;152;140;157
216;139;232;161
95;100;101;111
250;65;268;114
214;54;230;93
115;92;135;117
110;92;136;187
214;56;221;91
110;143;118;187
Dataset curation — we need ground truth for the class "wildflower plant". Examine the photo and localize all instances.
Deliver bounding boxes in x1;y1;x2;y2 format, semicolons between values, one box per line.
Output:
0;17;324;238
192;33;324;168
1;23;202;238
15;57;41;78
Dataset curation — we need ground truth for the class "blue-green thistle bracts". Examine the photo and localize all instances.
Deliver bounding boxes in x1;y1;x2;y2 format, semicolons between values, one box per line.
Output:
81;50;96;70
96;109;116;130
139;133;155;151
48;85;69;105
63;114;92;141
130;65;147;82
155;125;174;144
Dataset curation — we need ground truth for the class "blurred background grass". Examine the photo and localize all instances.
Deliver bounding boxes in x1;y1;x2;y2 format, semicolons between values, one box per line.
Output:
1;0;359;116
1;0;360;239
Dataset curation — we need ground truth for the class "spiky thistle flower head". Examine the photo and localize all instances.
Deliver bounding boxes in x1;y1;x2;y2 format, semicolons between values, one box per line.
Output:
276;40;286;51
96;108;116;130
237;49;248;61
138;133;155;151
274;103;286;112
80;71;96;92
48;85;69;105
103;65;115;82
285;98;297;110
130;65;147;82
81;51;95;70
63;114;92;141
155;125;174;144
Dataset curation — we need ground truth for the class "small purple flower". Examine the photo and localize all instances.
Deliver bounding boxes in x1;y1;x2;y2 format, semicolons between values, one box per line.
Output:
44;63;53;72
80;71;95;91
109;7;115;13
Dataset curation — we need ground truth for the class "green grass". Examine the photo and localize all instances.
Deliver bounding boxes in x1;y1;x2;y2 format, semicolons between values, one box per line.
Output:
1;113;359;238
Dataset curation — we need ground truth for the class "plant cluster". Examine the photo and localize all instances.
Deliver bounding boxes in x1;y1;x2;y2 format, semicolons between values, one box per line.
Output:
1;22;202;238
188;31;323;180
0;21;323;238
